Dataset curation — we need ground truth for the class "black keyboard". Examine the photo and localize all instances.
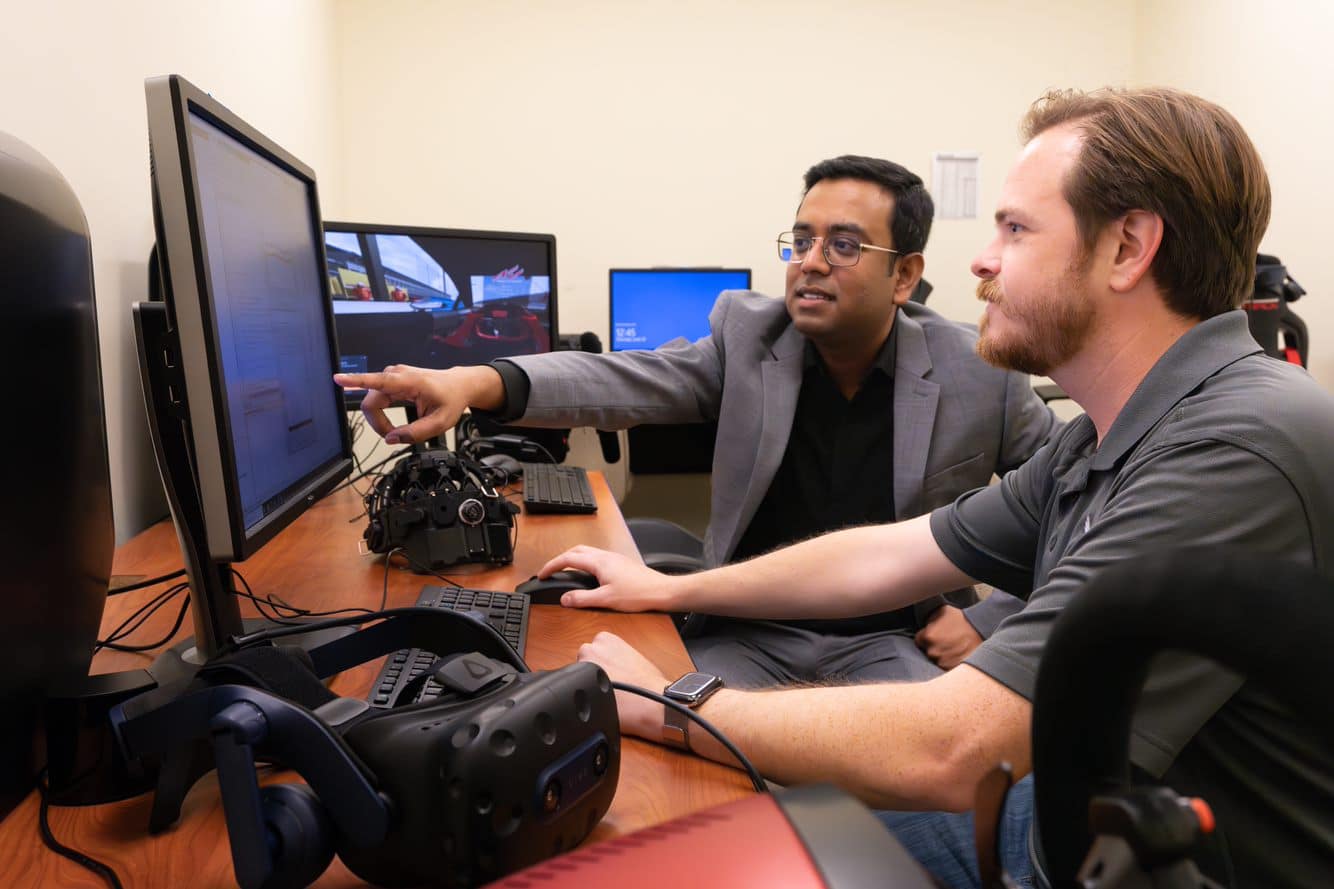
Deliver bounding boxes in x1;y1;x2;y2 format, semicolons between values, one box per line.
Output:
521;463;598;514
367;585;529;708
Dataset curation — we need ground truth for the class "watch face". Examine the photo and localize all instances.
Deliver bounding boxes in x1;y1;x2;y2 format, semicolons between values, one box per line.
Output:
669;672;719;699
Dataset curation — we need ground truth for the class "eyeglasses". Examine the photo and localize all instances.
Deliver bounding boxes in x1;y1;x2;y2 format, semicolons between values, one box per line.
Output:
777;231;900;267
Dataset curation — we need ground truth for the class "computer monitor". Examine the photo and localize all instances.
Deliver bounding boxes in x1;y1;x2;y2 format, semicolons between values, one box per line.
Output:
137;74;353;670
608;268;751;351
324;222;558;407
608;268;749;473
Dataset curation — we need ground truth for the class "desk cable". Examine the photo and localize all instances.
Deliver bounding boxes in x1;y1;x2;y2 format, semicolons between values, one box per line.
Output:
611;682;769;793
35;768;124;889
94;581;190;654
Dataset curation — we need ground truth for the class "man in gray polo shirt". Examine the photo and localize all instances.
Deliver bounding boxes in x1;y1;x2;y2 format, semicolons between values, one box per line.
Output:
552;87;1334;887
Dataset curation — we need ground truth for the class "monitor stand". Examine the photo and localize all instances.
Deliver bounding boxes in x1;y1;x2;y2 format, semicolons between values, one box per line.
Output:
134;301;356;689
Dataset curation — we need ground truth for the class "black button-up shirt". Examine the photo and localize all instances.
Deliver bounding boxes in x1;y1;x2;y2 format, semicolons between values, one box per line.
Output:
732;326;911;634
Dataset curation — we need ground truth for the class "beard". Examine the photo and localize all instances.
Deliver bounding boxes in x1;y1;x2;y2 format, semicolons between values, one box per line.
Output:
975;262;1096;375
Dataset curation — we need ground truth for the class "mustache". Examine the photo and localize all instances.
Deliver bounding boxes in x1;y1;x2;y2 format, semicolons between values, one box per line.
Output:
976;279;1002;303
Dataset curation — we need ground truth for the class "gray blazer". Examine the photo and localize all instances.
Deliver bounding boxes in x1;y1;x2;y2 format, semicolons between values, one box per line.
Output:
508;291;1058;630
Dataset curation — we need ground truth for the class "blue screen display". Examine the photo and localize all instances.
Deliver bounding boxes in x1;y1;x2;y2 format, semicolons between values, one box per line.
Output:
609;269;751;351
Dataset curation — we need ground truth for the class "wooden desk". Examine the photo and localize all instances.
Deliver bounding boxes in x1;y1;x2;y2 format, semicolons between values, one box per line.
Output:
0;474;751;887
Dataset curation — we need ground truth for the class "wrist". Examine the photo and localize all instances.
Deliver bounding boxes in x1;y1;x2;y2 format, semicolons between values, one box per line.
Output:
661;672;724;751
458;365;507;412
661;572;696;612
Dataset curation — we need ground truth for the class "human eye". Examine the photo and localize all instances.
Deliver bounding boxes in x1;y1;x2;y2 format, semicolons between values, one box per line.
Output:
791;234;814;253
829;236;861;259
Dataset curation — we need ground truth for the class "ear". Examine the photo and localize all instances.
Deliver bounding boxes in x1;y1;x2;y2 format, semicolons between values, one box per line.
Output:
891;252;925;306
1107;210;1164;294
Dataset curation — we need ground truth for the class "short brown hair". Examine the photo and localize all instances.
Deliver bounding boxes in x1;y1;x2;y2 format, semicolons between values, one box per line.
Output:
1022;87;1271;319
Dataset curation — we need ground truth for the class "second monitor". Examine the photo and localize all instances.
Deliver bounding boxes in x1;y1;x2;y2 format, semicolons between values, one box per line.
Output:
325;223;558;405
608;267;751;352
608;268;751;474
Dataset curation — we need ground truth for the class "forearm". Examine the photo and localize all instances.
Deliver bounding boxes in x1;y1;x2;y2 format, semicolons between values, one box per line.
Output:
509;347;721;429
681;667;1031;812
669;515;973;620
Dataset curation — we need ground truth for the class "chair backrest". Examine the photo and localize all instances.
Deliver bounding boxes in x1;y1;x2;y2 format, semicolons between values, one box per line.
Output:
1032;548;1334;885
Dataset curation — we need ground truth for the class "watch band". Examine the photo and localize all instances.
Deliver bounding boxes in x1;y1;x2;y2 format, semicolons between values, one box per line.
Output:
662;703;692;750
661;672;722;751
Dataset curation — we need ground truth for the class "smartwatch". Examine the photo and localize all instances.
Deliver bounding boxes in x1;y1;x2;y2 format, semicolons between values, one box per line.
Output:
661;671;723;750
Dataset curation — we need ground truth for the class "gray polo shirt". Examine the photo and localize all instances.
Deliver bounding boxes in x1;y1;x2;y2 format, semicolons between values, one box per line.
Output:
930;310;1334;882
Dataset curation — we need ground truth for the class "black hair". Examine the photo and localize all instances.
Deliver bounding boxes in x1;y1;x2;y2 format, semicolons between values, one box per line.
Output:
802;155;934;255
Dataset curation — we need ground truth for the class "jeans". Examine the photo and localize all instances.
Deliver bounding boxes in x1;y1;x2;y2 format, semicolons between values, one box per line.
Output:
876;775;1035;889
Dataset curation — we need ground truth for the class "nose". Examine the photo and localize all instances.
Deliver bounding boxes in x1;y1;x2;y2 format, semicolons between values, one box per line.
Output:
971;237;1000;280
800;236;832;274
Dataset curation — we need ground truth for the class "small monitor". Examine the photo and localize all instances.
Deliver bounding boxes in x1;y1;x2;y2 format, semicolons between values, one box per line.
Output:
324;223;558;405
608;268;751;351
140;74;352;664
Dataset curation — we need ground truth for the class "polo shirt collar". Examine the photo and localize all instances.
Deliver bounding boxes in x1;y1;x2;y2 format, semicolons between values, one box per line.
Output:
1090;310;1262;470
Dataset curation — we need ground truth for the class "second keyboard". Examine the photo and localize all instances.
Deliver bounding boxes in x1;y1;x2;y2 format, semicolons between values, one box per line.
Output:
521;462;597;514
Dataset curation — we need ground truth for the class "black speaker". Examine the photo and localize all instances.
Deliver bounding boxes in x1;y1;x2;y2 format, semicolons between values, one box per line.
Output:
0;131;114;818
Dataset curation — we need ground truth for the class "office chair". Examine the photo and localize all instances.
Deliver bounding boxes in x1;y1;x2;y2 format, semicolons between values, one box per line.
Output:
626;518;707;575
1243;253;1308;367
1029;548;1334;887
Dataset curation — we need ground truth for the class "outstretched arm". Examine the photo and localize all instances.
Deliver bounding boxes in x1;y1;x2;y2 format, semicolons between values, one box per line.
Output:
548;514;975;622
334;364;506;445
579;632;1030;812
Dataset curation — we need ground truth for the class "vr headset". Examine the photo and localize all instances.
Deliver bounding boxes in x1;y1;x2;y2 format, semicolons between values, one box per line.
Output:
111;608;620;889
364;449;516;570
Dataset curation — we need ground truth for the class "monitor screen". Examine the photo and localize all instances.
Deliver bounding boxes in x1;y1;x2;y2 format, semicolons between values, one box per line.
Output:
608;268;751;351
189;115;347;535
324;223;557;398
146;73;351;566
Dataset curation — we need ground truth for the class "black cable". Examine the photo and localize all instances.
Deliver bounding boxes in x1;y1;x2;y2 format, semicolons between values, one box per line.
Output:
610;682;768;793
98;593;191;653
526;440;559;465
93;583;189;653
106;568;186;596
36;768;125;889
229;569;381;623
384;548;465;591
329;445;413;495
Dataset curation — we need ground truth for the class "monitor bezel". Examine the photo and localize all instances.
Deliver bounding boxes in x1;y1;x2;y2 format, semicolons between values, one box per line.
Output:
146;74;352;563
324;220;560;408
607;267;753;351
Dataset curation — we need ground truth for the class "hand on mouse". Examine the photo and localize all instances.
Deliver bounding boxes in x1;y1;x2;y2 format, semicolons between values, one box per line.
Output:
538;546;681;612
576;631;668;739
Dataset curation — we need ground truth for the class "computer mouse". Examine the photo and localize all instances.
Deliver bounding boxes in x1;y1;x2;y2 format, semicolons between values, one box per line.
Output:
480;453;523;479
515;569;600;605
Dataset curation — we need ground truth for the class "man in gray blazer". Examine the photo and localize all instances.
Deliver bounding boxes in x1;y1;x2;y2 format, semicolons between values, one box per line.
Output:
337;155;1058;685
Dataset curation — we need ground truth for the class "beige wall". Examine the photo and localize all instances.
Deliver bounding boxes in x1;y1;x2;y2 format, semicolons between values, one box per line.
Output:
7;1;1330;541
1134;0;1334;383
3;1;343;541
333;0;1137;336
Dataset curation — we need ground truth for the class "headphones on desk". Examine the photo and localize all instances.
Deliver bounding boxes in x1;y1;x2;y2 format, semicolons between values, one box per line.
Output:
111;608;620;889
364;448;517;570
